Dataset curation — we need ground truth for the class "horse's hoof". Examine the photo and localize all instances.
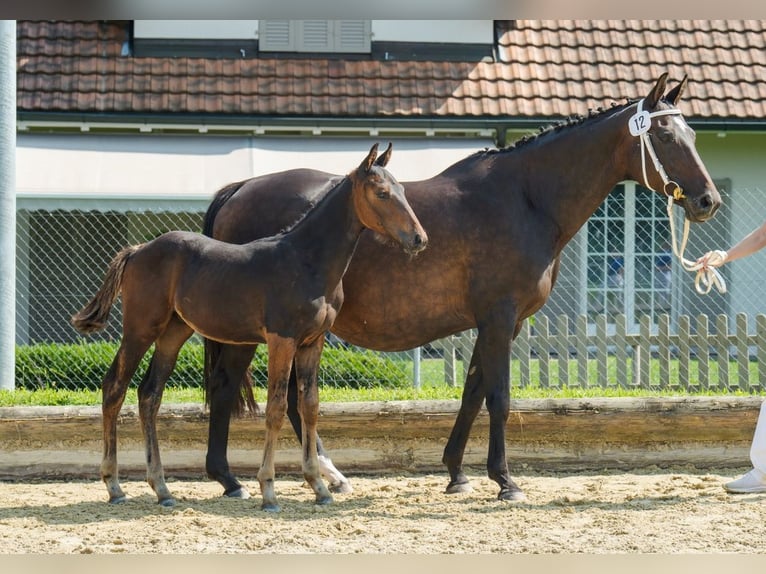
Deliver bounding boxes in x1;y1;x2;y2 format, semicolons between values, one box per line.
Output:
498;488;526;502
158;497;177;507
328;481;352;495
261;502;281;513
445;481;473;495
224;487;251;500
108;495;127;505
315;495;334;506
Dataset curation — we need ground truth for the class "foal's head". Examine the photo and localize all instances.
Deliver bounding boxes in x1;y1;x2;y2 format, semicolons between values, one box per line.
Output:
350;143;428;255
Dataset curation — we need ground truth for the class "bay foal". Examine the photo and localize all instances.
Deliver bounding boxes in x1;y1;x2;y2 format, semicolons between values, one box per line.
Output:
71;143;427;510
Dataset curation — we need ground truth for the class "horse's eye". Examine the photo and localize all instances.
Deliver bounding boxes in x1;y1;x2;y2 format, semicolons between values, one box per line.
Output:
656;129;674;143
376;190;390;200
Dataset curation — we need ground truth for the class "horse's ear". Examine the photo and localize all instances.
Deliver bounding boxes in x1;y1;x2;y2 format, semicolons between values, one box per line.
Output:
361;143;379;173
645;72;669;108
665;75;688;106
375;142;393;167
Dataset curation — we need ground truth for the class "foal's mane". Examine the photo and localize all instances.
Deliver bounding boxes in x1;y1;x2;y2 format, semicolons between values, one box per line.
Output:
275;173;350;236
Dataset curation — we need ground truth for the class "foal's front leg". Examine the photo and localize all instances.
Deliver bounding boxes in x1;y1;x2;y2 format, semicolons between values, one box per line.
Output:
257;336;297;512
294;337;333;506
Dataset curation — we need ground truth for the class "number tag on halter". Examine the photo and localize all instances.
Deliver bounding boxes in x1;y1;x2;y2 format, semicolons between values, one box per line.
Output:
629;110;651;136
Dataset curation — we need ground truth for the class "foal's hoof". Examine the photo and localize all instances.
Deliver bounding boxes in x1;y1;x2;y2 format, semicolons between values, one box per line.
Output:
108;495;127;505
498;487;526;502
445;481;474;495
158;497;177;507
223;487;251;500
315;495;334;506
261;502;281;513
328;481;352;495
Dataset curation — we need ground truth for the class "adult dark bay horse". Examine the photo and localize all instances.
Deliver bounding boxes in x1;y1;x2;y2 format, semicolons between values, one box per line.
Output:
72;143;427;509
203;73;721;502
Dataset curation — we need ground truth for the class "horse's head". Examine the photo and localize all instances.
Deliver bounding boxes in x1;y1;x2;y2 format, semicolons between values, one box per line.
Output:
625;73;721;222
350;143;428;255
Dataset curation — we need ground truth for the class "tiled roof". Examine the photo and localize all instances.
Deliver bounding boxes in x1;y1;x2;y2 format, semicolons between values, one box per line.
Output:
15;20;766;122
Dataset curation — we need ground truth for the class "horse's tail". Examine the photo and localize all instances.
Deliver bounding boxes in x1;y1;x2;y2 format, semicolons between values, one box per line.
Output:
202;179;259;417
202;179;248;236
70;244;141;334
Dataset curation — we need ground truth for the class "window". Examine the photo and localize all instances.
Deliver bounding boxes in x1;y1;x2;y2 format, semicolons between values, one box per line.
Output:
582;179;731;328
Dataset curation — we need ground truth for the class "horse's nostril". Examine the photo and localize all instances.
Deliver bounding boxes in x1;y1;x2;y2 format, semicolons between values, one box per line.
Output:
414;234;424;246
699;195;712;210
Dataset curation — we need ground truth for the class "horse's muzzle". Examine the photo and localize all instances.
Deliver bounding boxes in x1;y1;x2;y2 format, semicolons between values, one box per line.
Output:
405;232;428;255
685;190;721;223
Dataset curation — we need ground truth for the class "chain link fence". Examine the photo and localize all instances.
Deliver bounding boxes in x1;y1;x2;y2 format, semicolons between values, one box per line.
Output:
13;183;766;392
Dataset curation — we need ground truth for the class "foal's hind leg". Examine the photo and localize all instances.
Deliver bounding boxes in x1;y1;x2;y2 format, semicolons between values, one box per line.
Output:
286;367;352;494
101;337;154;504
137;316;194;506
294;337;333;506
205;344;257;499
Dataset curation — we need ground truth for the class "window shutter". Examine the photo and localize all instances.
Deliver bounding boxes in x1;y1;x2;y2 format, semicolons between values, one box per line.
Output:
298;21;332;51
336;20;371;53
259;20;370;53
259;20;295;51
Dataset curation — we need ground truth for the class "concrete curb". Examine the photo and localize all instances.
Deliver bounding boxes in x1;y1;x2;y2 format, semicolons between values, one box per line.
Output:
0;396;761;480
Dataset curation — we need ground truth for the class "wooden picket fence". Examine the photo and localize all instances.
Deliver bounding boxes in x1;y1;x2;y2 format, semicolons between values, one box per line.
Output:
435;313;766;391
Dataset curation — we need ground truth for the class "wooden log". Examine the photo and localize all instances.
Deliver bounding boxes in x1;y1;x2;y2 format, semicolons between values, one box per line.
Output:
0;397;761;480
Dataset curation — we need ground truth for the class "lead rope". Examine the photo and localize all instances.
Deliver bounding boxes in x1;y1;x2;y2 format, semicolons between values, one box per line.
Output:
632;99;727;295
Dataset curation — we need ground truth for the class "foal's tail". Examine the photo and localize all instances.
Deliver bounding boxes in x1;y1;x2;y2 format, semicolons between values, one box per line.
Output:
70;245;141;334
202;180;258;417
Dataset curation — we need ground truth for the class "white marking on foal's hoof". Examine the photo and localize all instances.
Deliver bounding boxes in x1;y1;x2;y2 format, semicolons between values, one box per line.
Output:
224;487;251;500
328;480;352;494
319;455;352;494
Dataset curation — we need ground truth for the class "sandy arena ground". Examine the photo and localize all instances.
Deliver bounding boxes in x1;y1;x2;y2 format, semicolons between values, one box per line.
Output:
1;467;765;554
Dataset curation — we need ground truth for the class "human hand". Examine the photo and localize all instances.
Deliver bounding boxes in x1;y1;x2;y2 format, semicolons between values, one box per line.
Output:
696;250;728;268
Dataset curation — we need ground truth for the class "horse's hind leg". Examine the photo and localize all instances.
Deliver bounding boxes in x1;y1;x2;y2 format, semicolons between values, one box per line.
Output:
294;337;333;506
101;337;154;504
137;316;193;506
286;367;352;494
205;344;257;499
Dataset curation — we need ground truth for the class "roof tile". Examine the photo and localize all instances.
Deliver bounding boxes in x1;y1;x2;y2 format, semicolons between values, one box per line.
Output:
15;19;766;122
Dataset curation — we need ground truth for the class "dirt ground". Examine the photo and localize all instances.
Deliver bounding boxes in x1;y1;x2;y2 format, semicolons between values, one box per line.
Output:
0;466;765;554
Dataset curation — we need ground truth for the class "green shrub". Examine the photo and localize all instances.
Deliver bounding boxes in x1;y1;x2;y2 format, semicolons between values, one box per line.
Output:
15;341;411;391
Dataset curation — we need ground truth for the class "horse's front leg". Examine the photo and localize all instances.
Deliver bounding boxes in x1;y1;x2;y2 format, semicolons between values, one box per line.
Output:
294;336;333;506
442;344;485;495
205;344;257;499
257;335;297;512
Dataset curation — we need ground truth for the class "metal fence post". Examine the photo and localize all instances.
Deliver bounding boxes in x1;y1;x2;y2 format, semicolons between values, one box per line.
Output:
0;21;16;391
412;346;421;389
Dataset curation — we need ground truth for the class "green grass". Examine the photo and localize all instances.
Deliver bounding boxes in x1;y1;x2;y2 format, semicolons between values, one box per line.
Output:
3;355;765;407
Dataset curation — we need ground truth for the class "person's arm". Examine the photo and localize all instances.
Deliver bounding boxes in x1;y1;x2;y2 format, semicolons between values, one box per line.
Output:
698;220;766;267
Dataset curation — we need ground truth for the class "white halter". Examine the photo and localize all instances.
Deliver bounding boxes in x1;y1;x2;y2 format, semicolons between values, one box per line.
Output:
629;99;726;295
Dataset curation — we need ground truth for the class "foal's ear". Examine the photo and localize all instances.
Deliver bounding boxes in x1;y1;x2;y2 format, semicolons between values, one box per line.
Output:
361;143;379;173
375;142;393;167
645;72;669;109
664;74;688;106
